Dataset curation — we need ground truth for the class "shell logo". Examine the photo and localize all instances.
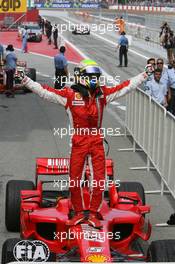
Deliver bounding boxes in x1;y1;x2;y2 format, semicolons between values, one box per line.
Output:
86;254;109;262
75;93;82;100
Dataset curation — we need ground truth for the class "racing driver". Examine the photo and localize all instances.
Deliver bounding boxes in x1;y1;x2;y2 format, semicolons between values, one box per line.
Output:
21;59;150;228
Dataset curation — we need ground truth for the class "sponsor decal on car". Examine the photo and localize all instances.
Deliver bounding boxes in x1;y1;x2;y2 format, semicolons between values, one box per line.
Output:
88;247;104;253
13;240;50;262
86;254;109;262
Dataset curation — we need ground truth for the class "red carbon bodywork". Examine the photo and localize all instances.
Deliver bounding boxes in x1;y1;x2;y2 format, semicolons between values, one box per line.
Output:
20;158;151;262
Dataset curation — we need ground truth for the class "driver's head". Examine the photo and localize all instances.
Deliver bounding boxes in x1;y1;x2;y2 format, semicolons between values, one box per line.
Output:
74;59;102;92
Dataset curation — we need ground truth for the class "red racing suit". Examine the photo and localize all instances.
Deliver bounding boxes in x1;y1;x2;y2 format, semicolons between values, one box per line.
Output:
22;72;147;213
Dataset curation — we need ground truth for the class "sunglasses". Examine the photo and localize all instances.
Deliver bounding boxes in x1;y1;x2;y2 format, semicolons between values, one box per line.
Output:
157;62;163;64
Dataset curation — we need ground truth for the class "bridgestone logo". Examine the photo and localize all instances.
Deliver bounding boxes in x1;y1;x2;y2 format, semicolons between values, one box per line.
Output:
0;0;21;11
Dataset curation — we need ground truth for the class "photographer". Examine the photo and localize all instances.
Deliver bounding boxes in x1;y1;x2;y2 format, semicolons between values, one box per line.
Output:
4;45;17;98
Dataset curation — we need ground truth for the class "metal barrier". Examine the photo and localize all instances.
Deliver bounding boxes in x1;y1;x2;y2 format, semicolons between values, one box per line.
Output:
124;88;175;199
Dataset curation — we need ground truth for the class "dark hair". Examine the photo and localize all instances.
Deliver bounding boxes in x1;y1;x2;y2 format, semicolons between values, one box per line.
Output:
154;68;162;74
147;58;155;64
157;58;164;64
6;44;14;51
60;46;66;53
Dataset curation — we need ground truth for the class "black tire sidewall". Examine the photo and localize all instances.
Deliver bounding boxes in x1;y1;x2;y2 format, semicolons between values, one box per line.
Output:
5;180;34;232
2;238;20;264
118;181;145;205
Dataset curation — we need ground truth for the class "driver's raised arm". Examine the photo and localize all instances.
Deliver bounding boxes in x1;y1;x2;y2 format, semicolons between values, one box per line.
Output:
22;77;67;106
104;72;148;103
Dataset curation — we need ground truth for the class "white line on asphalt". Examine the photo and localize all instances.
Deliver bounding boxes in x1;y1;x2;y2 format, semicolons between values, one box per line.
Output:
117;106;126;111
36;71;50;78
110;101;126;110
106;106;125;127
110;102;120;105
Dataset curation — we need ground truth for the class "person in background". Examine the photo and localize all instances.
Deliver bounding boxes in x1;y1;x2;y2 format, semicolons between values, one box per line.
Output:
171;32;175;61
117;31;128;67
156;58;169;87
145;68;168;107
156;58;170;104
114;16;125;34
162;29;174;65
142;58;156;90
47;22;52;45
41;18;45;34
159;21;170;45
54;46;68;89
45;20;50;38
4;45;17;98
53;24;58;49
22;26;28;53
0;43;4;60
167;60;175;115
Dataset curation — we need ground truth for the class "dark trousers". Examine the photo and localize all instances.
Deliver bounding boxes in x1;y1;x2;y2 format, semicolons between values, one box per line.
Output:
6;69;15;92
169;88;175;115
53;36;58;48
55;68;67;89
48;32;52;44
119;46;128;66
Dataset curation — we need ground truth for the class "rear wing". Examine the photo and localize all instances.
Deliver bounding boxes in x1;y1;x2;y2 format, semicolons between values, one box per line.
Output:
36;157;114;183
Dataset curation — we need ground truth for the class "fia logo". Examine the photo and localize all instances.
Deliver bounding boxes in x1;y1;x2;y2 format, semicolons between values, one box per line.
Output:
13;240;50;262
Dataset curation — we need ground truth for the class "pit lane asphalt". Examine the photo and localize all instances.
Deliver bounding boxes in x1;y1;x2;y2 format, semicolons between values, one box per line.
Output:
0;11;175;256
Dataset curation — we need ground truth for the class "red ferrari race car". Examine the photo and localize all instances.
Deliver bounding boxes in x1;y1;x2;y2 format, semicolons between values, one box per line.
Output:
2;157;175;263
0;61;36;94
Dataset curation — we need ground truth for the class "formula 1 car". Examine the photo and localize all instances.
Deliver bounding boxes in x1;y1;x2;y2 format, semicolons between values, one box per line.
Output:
2;157;175;263
72;25;90;35
0;60;36;94
18;23;42;42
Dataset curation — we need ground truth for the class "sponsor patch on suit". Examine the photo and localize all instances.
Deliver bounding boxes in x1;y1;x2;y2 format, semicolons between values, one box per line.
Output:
72;101;85;106
75;92;83;100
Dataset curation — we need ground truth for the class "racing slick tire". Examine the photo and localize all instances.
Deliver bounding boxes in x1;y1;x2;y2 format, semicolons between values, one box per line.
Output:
2;238;20;264
147;240;175;261
27;68;36;81
118;182;145;205
24;68;36;92
5;180;34;232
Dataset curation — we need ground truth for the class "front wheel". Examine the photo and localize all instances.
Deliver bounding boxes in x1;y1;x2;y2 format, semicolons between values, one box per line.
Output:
147;240;175;261
118;181;145;205
26;68;36;81
2;238;20;264
24;68;36;92
5;180;34;232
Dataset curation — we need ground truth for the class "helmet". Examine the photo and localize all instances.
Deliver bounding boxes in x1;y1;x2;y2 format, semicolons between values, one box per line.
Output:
74;59;102;91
